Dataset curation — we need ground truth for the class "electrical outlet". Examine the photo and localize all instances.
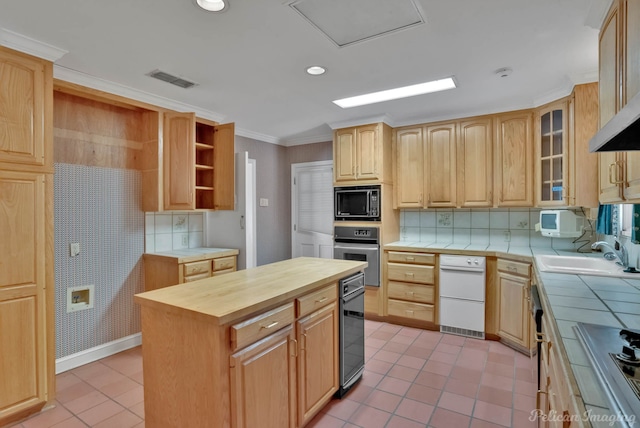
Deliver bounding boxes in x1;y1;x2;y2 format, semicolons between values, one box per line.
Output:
70;242;80;257
182;235;188;247
503;231;511;242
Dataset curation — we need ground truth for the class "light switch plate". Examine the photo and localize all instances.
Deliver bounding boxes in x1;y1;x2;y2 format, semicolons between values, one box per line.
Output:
259;198;269;207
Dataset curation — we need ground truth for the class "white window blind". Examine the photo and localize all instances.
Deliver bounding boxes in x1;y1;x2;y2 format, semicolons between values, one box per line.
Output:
297;167;333;235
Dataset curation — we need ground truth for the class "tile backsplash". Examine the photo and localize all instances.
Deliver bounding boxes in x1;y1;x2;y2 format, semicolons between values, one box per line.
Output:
400;208;595;251
145;212;205;252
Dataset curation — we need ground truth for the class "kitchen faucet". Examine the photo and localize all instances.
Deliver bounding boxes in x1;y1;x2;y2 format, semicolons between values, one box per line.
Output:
591;239;629;270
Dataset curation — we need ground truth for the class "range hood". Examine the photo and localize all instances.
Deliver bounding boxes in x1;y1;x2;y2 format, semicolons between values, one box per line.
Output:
589;91;640;152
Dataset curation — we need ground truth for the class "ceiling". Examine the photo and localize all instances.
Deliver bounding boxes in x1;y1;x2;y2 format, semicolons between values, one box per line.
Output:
0;0;612;146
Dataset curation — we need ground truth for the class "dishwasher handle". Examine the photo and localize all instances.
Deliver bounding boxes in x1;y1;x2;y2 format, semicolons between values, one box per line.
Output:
439;265;486;273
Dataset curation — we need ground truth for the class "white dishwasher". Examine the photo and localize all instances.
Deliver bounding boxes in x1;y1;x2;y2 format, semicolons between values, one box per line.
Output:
439;255;486;339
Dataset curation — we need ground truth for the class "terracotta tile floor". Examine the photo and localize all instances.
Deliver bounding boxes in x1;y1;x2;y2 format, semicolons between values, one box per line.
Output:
9;320;537;428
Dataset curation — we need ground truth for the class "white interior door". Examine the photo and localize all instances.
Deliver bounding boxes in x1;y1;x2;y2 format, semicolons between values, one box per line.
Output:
291;161;334;258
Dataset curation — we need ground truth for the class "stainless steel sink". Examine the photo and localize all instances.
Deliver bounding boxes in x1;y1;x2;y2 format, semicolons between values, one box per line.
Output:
535;255;640;279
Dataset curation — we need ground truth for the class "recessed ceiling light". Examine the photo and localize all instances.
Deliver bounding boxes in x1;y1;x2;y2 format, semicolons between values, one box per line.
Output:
333;77;456;108
306;66;326;76
195;0;227;12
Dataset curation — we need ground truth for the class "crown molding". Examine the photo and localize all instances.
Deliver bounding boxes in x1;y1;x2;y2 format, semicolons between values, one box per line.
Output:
0;27;68;62
280;133;333;147
234;128;280;145
327;114;395;130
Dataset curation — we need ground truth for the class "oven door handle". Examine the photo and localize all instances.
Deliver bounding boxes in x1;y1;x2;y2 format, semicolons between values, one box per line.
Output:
343;288;365;302
334;244;379;252
439;265;485;273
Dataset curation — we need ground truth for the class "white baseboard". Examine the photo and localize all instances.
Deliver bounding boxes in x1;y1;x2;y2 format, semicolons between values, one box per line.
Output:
55;333;142;374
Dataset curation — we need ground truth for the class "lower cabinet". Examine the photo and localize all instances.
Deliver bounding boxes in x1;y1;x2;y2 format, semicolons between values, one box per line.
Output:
230;326;297;428
230;284;339;428
385;251;436;325
143;252;238;291
497;259;532;351
296;303;339;426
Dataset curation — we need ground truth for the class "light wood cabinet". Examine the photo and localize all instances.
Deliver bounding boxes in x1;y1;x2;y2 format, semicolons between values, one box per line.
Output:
0;46;54;426
384;251;436;325
230;325;297;428
535;100;569;206
333;123;392;185
598;0;640;204
163;112;196;210
457;118;492;207
0;47;50;170
425;123;457;208
394;127;424;207
143;250;238;291
296;302;338;427
497;259;532;351
494;111;534;207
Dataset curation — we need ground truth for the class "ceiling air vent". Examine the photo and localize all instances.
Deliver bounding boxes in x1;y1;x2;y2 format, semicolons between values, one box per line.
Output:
147;69;197;89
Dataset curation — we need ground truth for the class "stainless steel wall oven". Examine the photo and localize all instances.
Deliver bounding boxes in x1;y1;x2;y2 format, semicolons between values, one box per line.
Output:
333;226;380;287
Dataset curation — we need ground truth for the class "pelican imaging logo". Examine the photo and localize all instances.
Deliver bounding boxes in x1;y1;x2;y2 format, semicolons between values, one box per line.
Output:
529;409;636;426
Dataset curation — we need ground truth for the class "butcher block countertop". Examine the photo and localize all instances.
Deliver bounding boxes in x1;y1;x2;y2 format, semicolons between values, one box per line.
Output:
143;247;239;263
134;257;367;325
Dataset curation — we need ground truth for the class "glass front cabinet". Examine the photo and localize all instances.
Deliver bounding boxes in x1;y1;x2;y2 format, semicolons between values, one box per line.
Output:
536;100;568;206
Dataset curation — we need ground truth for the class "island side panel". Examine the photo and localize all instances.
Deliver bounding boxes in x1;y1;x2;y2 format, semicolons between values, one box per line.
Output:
141;306;231;428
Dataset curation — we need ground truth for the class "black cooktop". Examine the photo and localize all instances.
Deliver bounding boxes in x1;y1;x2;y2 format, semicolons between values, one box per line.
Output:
575;323;640;427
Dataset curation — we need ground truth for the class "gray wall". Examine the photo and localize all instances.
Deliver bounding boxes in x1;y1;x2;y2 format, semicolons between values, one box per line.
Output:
231;136;332;265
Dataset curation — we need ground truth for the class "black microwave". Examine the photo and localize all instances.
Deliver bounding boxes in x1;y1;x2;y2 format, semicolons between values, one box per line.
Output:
334;185;380;221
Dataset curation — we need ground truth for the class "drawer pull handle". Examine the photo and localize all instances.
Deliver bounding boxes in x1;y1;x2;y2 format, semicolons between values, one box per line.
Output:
260;321;279;330
405;272;414;277
405;291;415;297
507;266;517;272
316;297;328;303
405;256;415;261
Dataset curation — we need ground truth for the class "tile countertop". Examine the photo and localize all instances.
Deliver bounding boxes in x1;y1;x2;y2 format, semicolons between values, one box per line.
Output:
386;241;640;426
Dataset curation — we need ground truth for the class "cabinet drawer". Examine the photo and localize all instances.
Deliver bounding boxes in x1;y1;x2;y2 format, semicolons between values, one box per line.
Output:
231;303;295;351
387;300;434;322
497;259;530;277
213;256;236;271
387;251;435;265
183;272;210;282
183;260;212;277
212;268;234;277
297;284;337;318
387;281;435;304
387;263;434;284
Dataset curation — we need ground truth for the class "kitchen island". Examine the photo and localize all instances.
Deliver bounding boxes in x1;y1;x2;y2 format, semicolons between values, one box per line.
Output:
134;257;366;428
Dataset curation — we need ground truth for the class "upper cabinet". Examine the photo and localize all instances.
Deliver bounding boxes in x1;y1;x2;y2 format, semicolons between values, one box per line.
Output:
146;112;235;212
457;118;493;208
0;47;52;171
494;111;534;207
394;118;491;209
333;123;392;185
163;112;196;210
535;100;569;206
535;85;599;208
425;122;457;208
598;0;640;204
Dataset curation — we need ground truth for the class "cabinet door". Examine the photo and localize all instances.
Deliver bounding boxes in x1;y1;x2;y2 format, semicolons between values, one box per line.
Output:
0;171;47;422
297;303;338;427
230;325;296;428
458;118;492;207
536;101;569;206
163;111;195;210
0;47;50;169
356;124;380;181
622;0;640;202
598;3;624;203
213;123;235;210
425;123;457;207
334;128;357;182
494;112;534;207
395;127;424;207
497;271;530;347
